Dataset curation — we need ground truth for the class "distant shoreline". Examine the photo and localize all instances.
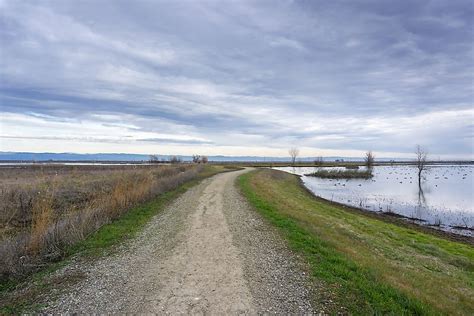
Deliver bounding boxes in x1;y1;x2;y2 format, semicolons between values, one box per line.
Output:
0;160;473;165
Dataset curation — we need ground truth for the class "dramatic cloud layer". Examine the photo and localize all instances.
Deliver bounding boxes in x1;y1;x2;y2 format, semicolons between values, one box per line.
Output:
1;0;473;158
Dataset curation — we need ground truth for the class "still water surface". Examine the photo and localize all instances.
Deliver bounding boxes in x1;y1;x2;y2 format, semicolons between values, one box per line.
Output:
274;165;474;236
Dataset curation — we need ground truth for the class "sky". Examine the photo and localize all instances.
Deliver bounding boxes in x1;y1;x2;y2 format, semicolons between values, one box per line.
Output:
0;0;473;159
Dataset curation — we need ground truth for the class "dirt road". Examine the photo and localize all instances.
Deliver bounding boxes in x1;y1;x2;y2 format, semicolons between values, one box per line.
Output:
43;169;315;314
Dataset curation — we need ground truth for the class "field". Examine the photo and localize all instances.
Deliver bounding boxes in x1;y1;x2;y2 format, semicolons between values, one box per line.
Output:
239;169;474;315
0;163;228;281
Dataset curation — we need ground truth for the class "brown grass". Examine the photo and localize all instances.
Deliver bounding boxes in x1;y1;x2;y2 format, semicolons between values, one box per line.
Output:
0;164;203;280
29;188;55;255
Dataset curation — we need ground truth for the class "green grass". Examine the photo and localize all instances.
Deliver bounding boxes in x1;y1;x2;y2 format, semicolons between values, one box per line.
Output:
238;169;474;315
67;187;184;256
0;165;235;314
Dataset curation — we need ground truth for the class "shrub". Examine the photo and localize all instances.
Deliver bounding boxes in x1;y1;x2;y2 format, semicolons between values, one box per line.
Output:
169;156;182;164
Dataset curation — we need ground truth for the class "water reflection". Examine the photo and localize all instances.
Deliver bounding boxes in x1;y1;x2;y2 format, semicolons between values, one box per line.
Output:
274;165;474;236
414;185;427;220
417;186;426;207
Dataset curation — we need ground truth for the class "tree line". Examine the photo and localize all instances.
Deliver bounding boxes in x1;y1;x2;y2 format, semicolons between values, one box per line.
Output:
149;155;208;164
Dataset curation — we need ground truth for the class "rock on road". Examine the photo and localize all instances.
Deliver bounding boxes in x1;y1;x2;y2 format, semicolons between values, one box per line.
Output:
43;168;316;314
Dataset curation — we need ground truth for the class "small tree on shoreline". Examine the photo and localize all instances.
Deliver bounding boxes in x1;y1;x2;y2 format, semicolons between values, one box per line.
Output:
169;156;182;164
289;148;299;166
415;145;428;186
364;151;375;169
314;156;324;166
149;155;159;163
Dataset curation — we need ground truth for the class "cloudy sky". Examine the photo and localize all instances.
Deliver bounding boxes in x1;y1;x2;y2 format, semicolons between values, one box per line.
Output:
0;0;473;158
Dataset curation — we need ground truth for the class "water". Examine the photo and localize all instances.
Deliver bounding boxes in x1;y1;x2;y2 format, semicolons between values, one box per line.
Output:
274;165;474;236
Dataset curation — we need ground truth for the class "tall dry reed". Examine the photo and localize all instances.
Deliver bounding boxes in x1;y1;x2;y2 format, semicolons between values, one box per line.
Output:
28;185;55;255
0;164;203;280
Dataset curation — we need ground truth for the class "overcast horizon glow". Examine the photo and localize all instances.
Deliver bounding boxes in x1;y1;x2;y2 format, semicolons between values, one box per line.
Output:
1;0;473;159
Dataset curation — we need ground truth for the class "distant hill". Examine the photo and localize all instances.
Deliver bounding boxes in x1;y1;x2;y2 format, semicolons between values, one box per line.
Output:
0;152;149;161
0;151;407;162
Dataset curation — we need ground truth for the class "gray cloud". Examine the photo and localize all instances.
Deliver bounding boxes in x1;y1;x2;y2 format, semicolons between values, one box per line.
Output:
0;135;132;144
0;0;473;157
138;138;214;145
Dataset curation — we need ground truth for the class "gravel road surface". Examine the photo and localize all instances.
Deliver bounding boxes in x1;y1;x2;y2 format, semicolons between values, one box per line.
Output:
41;169;316;314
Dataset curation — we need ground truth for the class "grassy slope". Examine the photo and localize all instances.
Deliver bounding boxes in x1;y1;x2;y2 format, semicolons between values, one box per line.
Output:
0;165;236;314
239;169;474;315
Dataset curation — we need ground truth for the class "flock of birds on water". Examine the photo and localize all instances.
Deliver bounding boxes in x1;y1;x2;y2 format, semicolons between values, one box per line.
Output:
292;165;474;237
326;166;471;187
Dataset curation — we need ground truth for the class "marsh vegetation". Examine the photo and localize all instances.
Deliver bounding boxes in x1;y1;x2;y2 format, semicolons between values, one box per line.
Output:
306;169;373;179
0;164;205;280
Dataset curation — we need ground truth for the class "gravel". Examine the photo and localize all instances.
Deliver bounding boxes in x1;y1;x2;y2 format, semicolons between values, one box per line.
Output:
39;169;319;314
222;170;317;314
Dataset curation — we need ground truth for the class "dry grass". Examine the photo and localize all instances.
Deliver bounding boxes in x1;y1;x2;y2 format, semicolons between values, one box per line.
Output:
0;164;203;280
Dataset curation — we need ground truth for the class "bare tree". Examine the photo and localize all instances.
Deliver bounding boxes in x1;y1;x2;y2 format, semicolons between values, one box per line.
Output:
314;156;324;166
169;155;182;164
192;154;201;163
289;148;299;166
149;155;159;163
364;151;375;169
415;145;428;186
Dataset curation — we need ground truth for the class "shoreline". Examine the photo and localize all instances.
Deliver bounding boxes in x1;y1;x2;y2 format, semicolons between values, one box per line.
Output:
292;173;474;246
238;169;474;314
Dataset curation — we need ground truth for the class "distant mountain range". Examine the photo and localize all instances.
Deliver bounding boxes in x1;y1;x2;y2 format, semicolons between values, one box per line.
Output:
0;151;405;162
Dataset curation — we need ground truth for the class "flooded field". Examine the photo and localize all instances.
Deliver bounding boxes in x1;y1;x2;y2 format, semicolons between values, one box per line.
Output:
274;165;474;236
